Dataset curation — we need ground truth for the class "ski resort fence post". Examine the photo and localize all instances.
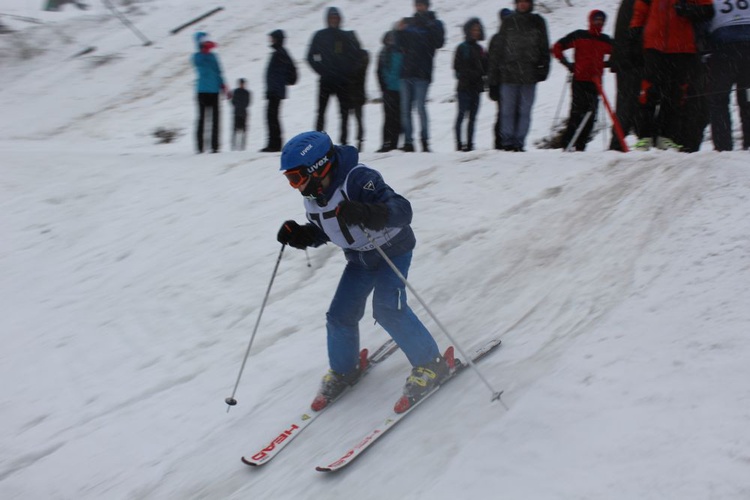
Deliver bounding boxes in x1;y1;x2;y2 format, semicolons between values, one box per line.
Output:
361;228;505;405
593;76;629;152
225;244;286;411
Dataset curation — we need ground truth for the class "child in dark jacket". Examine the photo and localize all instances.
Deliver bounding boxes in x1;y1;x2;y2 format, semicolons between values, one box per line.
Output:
454;18;488;151
230;78;251;151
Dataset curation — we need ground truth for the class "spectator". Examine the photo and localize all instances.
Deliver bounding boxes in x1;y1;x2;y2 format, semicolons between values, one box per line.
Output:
395;0;445;152
346;48;370;151
230;78;251;151
629;0;714;150
608;0;644;151
261;29;298;153
552;10;613;151
376;30;404;152
453;17;488;152
706;3;750;151
192;32;228;153
306;7;362;145
487;8;513;150
489;0;550;152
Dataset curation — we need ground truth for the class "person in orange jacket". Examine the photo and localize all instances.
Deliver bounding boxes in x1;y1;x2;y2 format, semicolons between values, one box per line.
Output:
629;0;714;150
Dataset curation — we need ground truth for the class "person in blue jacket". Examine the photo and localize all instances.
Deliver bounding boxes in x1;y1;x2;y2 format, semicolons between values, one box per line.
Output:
276;131;448;414
191;32;227;153
376;30;404;152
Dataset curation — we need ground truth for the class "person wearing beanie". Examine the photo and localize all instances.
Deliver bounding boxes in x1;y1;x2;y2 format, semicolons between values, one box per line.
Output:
395;0;445;152
191;31;228;153
552;10;613;151
487;8;514;149
488;0;550;151
453;17;488;151
261;29;298;152
306;7;363;146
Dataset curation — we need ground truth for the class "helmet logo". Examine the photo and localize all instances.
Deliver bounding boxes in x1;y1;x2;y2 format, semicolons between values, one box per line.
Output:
305;155;330;174
300;144;314;156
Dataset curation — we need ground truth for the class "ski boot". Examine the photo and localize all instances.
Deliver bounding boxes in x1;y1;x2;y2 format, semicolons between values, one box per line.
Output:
310;350;368;411
394;347;455;414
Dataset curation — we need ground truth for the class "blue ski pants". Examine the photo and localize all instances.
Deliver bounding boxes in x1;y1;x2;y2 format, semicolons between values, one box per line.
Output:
326;250;440;374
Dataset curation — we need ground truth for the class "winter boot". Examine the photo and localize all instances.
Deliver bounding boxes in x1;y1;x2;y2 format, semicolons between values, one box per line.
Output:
633;137;653;151
421;139;431;152
376;142;393;153
394;347;455;414
311;367;362;411
655;136;682;151
402;143;415;152
456;141;464;152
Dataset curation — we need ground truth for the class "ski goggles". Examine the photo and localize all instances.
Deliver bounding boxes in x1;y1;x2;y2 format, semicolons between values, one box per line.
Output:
283;160;333;188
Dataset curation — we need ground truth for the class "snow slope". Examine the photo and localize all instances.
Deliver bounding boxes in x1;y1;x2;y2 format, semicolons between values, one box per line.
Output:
2;1;749;499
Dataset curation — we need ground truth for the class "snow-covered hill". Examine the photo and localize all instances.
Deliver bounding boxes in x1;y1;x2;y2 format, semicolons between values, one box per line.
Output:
2;1;749;499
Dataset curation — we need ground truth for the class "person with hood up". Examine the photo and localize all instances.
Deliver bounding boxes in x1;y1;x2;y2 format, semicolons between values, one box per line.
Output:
552;10;613;151
453;17;488;151
488;0;550;152
276;131;449;414
395;0;445;152
262;29;298;153
376;30;405;152
192;32;228;153
306;7;363;146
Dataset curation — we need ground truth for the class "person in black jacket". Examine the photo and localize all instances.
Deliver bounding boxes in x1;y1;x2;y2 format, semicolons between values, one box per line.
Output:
608;0;643;151
454;18;488;151
487;8;513;149
262;30;297;153
306;7;362;145
376;30;404;152
395;0;445;152
488;0;550;152
230;78;251;151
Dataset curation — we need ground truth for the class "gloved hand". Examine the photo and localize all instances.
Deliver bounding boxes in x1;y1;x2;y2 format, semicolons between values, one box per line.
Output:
277;220;317;249
564;61;575;73
336;201;389;230
488;85;499;102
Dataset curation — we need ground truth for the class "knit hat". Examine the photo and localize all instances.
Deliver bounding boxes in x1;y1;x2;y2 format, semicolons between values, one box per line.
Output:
500;8;512;19
415;0;430;6
327;7;341;18
269;29;285;42
589;9;606;22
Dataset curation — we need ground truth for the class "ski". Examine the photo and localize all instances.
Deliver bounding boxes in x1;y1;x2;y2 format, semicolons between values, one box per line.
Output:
241;338;400;467
315;337;502;472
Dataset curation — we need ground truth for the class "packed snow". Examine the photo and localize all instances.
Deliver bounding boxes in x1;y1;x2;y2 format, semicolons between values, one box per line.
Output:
1;0;749;499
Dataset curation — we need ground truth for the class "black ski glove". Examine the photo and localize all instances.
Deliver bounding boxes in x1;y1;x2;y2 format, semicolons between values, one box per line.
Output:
277;220;317;249
488;85;500;102
563;60;575;73
336;201;389;231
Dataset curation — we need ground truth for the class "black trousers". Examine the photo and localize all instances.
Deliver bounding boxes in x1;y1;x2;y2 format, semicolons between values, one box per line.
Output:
232;113;247;151
708;41;750;151
315;80;350;144
610;68;643;150
562;81;599;151
266;96;282;150
196;92;220;152
381;89;401;149
638;50;697;142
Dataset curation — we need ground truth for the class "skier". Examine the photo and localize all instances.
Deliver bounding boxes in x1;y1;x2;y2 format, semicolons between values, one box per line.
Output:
276;130;448;414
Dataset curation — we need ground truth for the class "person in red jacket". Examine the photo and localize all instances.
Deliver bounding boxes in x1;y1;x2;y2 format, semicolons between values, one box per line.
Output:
552;10;613;151
629;0;714;150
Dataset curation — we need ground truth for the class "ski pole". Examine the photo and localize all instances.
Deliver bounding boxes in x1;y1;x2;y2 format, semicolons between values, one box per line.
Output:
552;74;572;132
593;77;628;152
360;228;505;405
565;111;592;152
225;244;286;411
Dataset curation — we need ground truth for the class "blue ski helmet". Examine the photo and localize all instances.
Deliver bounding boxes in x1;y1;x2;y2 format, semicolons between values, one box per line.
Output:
280;131;335;176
